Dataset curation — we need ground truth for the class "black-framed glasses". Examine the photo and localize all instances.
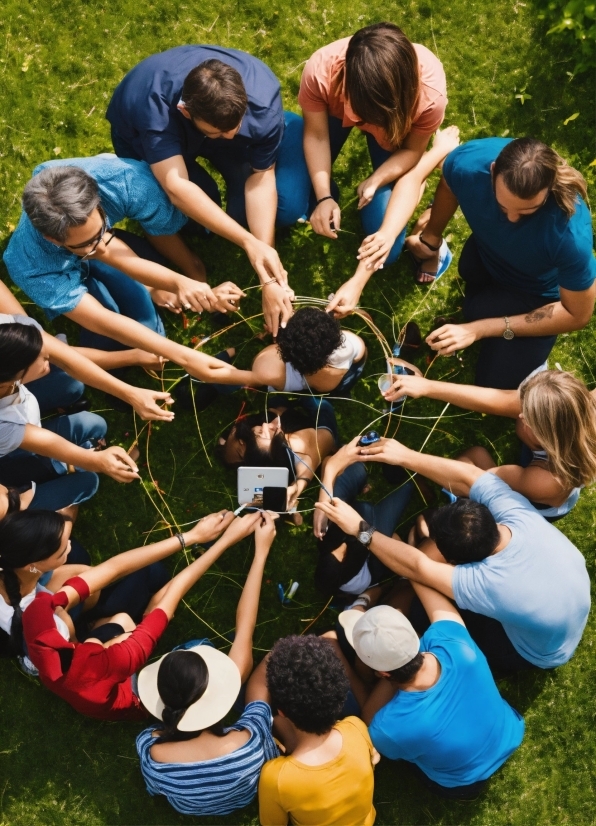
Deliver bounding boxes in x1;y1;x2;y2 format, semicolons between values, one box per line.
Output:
66;206;116;259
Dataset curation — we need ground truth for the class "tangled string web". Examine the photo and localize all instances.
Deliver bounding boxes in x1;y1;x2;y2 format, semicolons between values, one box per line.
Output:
124;290;473;651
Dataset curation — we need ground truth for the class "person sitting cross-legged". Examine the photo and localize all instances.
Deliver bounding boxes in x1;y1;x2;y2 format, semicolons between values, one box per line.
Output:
21;509;259;720
336;581;525;800
4;157;244;353
315;437;591;675
258;634;379;826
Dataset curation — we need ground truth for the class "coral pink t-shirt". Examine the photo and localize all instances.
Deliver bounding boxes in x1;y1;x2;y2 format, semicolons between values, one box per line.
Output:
298;37;447;151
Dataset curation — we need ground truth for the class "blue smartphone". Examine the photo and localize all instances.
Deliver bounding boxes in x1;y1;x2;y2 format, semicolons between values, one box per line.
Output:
358;430;381;447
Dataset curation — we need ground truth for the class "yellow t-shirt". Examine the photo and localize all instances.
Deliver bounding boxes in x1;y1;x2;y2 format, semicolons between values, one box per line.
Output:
258;716;376;826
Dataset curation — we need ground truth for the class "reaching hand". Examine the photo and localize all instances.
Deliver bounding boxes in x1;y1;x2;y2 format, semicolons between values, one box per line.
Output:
96;446;140;482
382;373;430;403
431;124;461;158
313;507;329;540
254;511;277;558
326;436;367;477
245;238;288;286
175;278;217;313
356;437;409;467
221;511;263;545
187;509;234;545
426;323;477;355
310;198;340;238
126;387;175;421
357;175;379;210
286;482;301;512
212;281;246;313
326;277;363;318
314;497;362;537
262;281;294;337
133;351;169;371
357;230;396;271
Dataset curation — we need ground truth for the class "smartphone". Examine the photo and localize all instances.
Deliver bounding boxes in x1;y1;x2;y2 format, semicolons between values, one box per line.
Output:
262;486;288;513
358;430;381;447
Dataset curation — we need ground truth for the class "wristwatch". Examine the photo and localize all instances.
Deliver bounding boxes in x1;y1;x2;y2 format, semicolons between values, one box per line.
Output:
358;520;376;547
503;316;515;340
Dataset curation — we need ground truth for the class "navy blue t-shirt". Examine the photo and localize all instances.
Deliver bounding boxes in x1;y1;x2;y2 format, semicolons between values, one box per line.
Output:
442;138;596;299
106;46;284;171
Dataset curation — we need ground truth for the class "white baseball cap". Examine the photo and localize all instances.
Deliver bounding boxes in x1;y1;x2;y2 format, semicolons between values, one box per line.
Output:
339;605;420;671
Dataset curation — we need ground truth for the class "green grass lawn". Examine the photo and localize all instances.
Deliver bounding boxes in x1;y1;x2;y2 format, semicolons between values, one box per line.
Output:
0;0;595;823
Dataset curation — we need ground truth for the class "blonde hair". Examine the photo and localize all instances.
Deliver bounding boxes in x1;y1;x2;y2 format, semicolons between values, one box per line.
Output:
520;370;596;490
493;138;588;220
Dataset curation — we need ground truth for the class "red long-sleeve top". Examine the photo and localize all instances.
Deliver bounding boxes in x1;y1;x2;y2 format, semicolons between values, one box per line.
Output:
22;576;168;720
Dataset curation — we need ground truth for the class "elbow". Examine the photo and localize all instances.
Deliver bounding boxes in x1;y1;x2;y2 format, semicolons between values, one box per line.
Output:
570;310;593;331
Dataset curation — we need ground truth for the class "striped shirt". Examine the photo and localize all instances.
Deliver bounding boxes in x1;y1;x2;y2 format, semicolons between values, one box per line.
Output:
136;701;279;817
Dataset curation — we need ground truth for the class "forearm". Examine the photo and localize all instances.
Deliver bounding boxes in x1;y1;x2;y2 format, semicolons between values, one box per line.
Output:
418;378;520;417
231;553;267;660
21;424;104;471
44;335;142;399
148;532;234;619
71;346;151;370
303;130;332;199
395;445;482;495
163;176;254;252
80;534;185;596
466;301;588;339
101;244;180;292
368;147;422;189
245;170;277;246
368;532;424;580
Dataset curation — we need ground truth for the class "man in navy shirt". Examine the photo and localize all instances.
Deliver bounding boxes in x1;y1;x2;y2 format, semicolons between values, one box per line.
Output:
405;137;596;388
107;46;305;335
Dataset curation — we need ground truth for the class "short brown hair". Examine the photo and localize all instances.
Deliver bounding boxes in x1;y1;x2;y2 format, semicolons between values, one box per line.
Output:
344;22;420;148
181;59;247;130
493;138;588;219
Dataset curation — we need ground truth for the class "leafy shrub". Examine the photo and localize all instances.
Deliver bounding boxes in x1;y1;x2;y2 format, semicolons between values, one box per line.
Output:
536;0;596;74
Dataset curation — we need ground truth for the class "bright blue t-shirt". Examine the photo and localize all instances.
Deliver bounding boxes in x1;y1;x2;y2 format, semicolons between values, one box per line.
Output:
453;473;591;667
442;138;596;299
4;155;187;320
106;46;284;171
368;621;524;787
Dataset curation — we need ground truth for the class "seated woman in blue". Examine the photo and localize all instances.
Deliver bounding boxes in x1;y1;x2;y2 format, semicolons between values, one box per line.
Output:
136;512;279;818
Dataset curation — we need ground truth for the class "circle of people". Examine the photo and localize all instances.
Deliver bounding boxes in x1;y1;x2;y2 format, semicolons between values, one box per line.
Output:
0;22;594;823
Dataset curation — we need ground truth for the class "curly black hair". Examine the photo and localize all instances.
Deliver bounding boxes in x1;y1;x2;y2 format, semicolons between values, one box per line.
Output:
266;635;349;734
276;308;343;376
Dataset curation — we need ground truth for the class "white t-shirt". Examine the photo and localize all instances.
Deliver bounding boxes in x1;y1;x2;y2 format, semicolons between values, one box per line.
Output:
0;314;43;457
0;584;69;640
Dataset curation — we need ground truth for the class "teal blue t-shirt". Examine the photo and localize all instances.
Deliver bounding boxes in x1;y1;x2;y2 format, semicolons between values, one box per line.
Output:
442;138;596;299
368;621;525;787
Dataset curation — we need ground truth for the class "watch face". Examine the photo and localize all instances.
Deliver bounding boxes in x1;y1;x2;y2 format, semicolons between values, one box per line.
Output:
503;329;515;340
359;531;370;544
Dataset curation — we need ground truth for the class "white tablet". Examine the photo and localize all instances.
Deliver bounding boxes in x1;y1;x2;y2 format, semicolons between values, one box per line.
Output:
237;466;289;506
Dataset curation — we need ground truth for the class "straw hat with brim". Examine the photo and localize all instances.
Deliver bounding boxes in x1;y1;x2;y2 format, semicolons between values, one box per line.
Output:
339;606;420;672
137;645;241;731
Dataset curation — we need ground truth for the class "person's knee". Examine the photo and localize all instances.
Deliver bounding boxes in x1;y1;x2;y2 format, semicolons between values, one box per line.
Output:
74;412;108;442
105;612;136;632
457;445;495;470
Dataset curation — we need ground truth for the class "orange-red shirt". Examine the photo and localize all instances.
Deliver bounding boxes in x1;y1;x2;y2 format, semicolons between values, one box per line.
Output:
298;37;447;150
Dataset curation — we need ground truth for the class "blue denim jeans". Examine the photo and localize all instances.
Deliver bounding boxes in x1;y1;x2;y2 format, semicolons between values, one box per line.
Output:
278;115;407;264
79;241;165;351
26;364;85;414
114;112;308;230
0;411;106;509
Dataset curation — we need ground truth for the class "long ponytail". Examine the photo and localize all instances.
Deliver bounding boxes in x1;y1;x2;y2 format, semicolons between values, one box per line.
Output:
493;137;588;219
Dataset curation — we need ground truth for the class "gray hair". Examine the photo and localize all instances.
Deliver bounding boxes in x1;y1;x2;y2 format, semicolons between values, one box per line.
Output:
22;166;101;242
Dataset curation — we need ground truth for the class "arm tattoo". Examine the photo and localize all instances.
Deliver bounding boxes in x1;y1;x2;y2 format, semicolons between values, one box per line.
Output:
525;304;555;324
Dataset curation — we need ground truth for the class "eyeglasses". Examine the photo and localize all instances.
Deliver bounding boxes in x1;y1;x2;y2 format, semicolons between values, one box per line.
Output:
65;206;116;259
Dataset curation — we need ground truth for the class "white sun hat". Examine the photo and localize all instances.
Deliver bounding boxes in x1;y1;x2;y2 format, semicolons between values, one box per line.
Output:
137;644;241;731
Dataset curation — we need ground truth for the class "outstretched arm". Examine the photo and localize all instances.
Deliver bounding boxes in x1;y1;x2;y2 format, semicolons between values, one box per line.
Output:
314;496;455;597
145;512;263;619
358;437;484;497
58;510;235;610
381;373;521;417
229;513;276;682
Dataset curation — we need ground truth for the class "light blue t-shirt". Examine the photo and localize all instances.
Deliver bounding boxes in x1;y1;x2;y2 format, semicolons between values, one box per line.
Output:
4;155;187;320
453;473;591;667
369;621;524;787
442;138;596;300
